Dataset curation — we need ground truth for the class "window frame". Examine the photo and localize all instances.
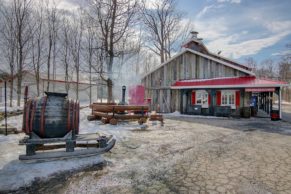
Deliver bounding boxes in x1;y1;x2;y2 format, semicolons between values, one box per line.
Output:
195;90;209;108
221;90;236;109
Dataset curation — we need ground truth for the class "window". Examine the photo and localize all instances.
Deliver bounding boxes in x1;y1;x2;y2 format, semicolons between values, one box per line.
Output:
196;90;209;108
221;91;235;107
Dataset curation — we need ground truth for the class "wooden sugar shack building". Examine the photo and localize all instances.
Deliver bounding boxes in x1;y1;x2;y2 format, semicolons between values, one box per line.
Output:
141;31;288;118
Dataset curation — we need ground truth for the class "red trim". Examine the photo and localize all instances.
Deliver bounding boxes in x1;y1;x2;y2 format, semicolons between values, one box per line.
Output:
40;96;47;137
25;100;32;134
30;99;37;133
22;100;28;133
208;92;211;105
191;91;196;105
216;91;221;106
235;91;240;108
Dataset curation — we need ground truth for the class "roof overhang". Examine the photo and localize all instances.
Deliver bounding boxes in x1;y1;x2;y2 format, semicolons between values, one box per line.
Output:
171;76;288;90
171;85;286;89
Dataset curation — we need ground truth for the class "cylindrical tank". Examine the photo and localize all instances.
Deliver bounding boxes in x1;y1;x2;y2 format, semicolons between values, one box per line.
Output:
22;92;79;138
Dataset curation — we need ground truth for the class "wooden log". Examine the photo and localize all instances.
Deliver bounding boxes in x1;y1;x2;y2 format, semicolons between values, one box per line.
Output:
138;117;148;125
89;102;116;108
101;117;110;124
109;118;118;125
149;114;164;123
93;111;148;120
87;115;98;121
91;105;149;113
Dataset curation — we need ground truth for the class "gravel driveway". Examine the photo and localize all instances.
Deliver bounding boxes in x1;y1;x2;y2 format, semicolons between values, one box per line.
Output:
52;117;291;194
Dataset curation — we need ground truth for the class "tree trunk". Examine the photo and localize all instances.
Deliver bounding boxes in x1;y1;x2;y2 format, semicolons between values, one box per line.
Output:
107;55;114;103
89;64;92;104
76;68;79;100
17;73;22;107
17;42;23;107
9;78;13;107
47;41;52;92
52;40;56;92
107;79;113;103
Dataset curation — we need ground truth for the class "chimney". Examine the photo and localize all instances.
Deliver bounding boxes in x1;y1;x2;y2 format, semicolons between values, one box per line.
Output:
190;31;198;39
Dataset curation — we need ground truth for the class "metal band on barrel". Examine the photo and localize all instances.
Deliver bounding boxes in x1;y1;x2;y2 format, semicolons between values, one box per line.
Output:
40;96;47;137
30;99;37;133
25;99;32;134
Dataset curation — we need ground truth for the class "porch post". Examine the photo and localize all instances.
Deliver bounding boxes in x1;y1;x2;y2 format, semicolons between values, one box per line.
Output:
270;92;273;112
180;90;183;114
279;87;282;119
268;92;271;115
264;93;267;112
263;92;266;112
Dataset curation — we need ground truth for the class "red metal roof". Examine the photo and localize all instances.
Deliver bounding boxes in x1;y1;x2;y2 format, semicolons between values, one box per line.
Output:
171;76;288;89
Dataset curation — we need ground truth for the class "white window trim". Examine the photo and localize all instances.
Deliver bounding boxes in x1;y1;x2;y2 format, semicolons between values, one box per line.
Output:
221;90;236;109
195;90;209;108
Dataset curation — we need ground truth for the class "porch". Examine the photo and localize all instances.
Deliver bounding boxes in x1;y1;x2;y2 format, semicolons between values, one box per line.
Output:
172;76;288;119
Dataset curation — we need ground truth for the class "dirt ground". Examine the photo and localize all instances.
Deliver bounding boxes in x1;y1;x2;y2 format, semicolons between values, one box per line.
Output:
282;104;291;124
50;116;291;194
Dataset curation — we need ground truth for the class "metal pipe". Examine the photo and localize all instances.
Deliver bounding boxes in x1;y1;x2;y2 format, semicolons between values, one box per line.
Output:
24;86;28;105
120;86;126;105
4;81;7;136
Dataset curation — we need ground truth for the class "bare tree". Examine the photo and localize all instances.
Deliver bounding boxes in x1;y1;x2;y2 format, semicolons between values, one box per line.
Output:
141;0;182;63
59;16;72;93
279;43;291;82
88;0;138;102
12;0;33;106
69;13;84;100
244;57;257;71
260;59;276;78
0;1;17;106
45;3;59;92
84;19;95;104
30;1;45;96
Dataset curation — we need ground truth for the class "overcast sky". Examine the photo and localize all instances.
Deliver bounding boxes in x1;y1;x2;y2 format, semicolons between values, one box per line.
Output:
49;0;291;64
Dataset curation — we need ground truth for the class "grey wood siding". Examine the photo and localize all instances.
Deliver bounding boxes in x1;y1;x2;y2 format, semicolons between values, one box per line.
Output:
141;50;249;113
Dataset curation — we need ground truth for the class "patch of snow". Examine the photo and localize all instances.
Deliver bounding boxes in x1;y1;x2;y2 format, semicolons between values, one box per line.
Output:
0;107;143;192
0;155;104;192
0;114;23;131
164;111;227;119
0;106;22;113
79;107;146;140
0;100;24;108
274;100;291;105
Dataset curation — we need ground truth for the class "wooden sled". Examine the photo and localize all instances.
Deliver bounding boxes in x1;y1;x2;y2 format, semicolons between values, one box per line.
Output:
19;132;116;161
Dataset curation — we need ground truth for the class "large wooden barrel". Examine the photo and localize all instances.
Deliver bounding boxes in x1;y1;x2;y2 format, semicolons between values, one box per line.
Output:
22;92;79;138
